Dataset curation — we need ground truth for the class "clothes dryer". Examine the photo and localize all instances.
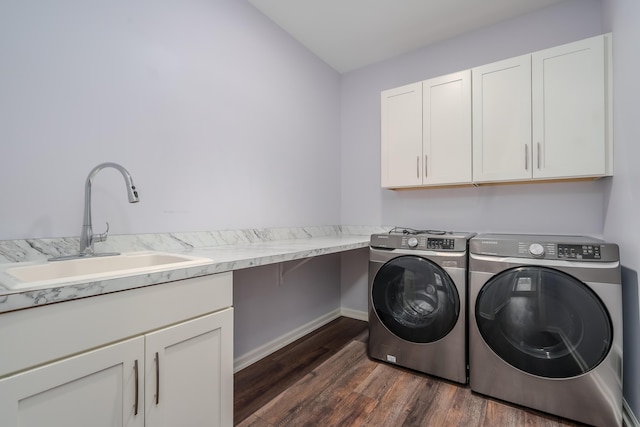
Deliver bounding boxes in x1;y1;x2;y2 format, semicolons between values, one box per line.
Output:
468;234;622;427
368;228;475;384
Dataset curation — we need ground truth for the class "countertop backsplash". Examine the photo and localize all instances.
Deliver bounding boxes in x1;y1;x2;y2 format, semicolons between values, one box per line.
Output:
0;225;389;313
0;225;387;264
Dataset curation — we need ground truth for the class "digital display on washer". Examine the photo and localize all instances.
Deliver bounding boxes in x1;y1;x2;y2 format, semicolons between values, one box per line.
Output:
427;238;455;250
557;244;601;259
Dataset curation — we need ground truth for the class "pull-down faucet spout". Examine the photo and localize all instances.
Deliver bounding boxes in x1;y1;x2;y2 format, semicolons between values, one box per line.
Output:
78;162;139;256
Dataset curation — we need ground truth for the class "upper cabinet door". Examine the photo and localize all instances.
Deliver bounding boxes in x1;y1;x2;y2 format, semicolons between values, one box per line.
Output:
381;82;423;188
532;35;607;179
423;70;472;185
472;54;532;183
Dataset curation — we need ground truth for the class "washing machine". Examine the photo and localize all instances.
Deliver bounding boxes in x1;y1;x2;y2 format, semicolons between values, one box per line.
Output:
468;234;622;427
368;228;475;384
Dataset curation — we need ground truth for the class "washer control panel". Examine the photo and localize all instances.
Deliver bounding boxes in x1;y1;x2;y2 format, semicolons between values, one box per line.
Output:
397;235;462;251
370;232;474;252
427;238;456;250
400;235;428;249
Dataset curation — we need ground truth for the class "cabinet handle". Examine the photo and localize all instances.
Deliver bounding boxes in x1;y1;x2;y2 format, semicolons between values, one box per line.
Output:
537;142;541;169
424;155;428;178
524;144;529;170
416;156;420;178
155;352;160;405
134;360;139;416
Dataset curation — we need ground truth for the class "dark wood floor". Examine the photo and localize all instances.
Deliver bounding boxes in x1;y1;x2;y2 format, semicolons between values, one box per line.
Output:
234;317;585;427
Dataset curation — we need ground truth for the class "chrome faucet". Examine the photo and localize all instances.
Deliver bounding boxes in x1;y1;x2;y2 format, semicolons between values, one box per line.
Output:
78;162;139;256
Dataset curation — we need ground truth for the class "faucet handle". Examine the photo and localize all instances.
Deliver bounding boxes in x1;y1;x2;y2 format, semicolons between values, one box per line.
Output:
94;222;110;243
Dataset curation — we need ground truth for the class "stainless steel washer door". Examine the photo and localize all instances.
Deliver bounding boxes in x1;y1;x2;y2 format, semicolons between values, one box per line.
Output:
475;266;612;378
371;255;459;343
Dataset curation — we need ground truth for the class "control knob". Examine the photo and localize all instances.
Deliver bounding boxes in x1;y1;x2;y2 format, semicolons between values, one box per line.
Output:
529;243;545;257
407;237;419;248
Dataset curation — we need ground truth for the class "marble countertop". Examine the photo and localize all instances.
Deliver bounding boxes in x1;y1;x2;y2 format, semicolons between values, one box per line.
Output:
0;226;384;314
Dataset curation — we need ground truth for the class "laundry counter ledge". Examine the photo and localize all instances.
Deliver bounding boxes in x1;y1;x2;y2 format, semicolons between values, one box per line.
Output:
0;226;384;314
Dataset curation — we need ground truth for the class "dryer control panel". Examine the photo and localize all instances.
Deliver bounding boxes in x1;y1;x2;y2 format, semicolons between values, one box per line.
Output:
469;234;619;262
517;242;602;259
557;244;601;260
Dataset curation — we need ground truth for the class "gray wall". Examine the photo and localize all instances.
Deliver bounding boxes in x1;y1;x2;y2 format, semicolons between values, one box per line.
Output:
340;0;640;419
602;0;640;419
340;0;606;234
0;0;342;240
234;255;341;360
340;248;369;316
0;0;343;378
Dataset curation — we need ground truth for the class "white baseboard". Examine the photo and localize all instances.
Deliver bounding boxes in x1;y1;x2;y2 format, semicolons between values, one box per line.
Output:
340;307;368;321
234;308;342;372
625;398;640;427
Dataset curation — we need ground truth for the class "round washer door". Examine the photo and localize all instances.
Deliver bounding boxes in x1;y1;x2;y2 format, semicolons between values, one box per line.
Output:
475;266;612;378
371;255;460;343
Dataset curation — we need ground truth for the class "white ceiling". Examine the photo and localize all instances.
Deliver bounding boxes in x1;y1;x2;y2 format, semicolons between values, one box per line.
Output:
248;0;569;73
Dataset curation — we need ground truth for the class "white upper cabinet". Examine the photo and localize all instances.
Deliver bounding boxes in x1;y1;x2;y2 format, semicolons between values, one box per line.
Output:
532;35;608;179
472;55;532;183
381;82;423;188
381;71;472;188
473;34;611;183
423;71;472;185
382;34;612;189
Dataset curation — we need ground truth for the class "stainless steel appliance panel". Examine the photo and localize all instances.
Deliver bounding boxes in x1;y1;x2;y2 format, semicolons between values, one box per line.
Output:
468;234;622;427
368;230;474;384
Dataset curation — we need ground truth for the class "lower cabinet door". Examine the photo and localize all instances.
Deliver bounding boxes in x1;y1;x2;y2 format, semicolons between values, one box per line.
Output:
0;336;145;427
145;308;234;427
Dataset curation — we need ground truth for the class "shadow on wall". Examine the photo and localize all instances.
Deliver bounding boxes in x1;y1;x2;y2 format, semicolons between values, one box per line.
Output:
380;180;606;235
622;266;639;417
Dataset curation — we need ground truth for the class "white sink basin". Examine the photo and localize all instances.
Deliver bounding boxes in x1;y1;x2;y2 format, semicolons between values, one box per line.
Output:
4;251;213;291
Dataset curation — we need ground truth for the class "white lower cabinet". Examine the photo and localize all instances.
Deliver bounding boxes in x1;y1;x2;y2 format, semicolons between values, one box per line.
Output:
0;273;234;427
0;309;233;427
0;337;144;427
145;309;233;427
